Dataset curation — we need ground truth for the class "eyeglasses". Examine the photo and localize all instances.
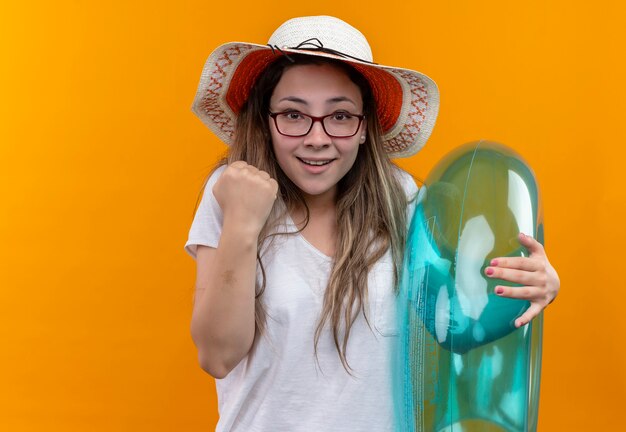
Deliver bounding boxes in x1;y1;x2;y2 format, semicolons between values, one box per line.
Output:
269;111;365;138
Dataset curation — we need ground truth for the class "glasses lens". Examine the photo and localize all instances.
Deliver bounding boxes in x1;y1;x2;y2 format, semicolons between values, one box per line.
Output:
275;113;312;136
323;113;360;137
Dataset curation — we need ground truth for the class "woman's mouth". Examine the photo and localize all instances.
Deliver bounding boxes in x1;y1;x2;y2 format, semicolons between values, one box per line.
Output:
297;157;334;166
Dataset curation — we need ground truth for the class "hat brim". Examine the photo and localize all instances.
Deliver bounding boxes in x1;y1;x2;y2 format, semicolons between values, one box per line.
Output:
192;42;439;158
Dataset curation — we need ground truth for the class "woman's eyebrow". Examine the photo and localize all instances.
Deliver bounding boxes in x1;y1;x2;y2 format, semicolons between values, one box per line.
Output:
327;96;357;108
278;96;308;105
277;96;358;108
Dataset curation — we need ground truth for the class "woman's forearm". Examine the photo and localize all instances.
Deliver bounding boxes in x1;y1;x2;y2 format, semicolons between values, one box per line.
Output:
190;221;259;378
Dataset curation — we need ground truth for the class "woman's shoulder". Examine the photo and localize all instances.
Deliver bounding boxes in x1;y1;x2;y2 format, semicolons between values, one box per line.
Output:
390;165;419;200
206;163;227;184
196;163;228;200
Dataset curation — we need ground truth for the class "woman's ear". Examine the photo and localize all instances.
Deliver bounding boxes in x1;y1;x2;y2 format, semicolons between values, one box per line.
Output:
359;120;367;144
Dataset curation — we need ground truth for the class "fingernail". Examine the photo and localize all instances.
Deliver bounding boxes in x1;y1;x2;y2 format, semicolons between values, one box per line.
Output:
486;267;494;276
496;287;504;294
490;259;498;266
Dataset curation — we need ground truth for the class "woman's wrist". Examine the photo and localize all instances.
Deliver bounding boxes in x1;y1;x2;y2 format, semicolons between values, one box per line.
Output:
221;219;262;249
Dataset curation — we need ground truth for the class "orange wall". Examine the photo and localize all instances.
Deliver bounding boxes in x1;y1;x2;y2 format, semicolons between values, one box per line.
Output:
1;1;624;430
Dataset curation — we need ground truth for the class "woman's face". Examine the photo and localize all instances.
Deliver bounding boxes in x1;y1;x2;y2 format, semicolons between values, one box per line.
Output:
268;63;366;203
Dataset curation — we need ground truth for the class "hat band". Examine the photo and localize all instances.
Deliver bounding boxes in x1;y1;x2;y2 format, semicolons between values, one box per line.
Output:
267;38;378;65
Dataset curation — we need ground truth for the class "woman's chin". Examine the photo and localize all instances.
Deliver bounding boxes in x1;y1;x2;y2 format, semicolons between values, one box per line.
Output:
296;182;337;201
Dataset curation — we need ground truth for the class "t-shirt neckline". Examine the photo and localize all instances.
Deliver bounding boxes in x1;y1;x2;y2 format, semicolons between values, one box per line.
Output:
284;212;334;262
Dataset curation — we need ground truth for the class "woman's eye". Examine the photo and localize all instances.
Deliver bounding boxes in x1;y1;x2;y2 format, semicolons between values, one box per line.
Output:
284;112;304;121
332;112;353;121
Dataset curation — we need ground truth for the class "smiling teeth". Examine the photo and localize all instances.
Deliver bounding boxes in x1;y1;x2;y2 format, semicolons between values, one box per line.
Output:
301;159;332;166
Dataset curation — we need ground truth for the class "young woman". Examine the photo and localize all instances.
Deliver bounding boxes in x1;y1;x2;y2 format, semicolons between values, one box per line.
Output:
184;16;560;431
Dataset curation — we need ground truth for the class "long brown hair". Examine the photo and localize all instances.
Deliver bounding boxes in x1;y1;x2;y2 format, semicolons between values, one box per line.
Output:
194;54;408;372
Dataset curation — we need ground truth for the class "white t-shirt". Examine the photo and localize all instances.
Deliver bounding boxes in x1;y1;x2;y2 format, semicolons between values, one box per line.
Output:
185;164;418;432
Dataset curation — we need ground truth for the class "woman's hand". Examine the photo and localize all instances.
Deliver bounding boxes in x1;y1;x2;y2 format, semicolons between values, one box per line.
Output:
213;161;279;236
485;232;560;328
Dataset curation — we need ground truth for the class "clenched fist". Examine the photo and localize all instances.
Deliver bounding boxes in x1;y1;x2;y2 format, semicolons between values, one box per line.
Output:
212;161;279;236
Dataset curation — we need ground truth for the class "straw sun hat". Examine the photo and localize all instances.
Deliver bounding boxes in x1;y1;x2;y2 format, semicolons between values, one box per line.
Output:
191;15;440;158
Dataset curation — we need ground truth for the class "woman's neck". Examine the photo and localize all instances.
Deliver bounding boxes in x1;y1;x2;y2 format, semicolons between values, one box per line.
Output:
290;188;338;257
294;186;337;225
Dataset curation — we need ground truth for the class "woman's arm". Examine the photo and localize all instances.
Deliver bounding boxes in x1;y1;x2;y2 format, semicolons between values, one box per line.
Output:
190;161;277;378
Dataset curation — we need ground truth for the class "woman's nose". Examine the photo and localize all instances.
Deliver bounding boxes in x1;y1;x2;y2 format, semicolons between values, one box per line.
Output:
303;120;331;148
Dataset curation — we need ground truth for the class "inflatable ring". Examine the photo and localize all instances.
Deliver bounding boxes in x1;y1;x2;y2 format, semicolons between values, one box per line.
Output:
394;141;544;432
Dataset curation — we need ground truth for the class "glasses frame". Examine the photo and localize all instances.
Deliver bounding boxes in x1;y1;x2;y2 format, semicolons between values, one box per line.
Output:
268;111;366;138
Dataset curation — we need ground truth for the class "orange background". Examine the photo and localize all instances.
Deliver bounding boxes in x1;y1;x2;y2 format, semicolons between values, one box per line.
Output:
1;1;624;430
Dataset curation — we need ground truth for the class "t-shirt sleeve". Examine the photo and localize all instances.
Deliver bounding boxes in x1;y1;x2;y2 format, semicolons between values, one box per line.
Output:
184;164;227;260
